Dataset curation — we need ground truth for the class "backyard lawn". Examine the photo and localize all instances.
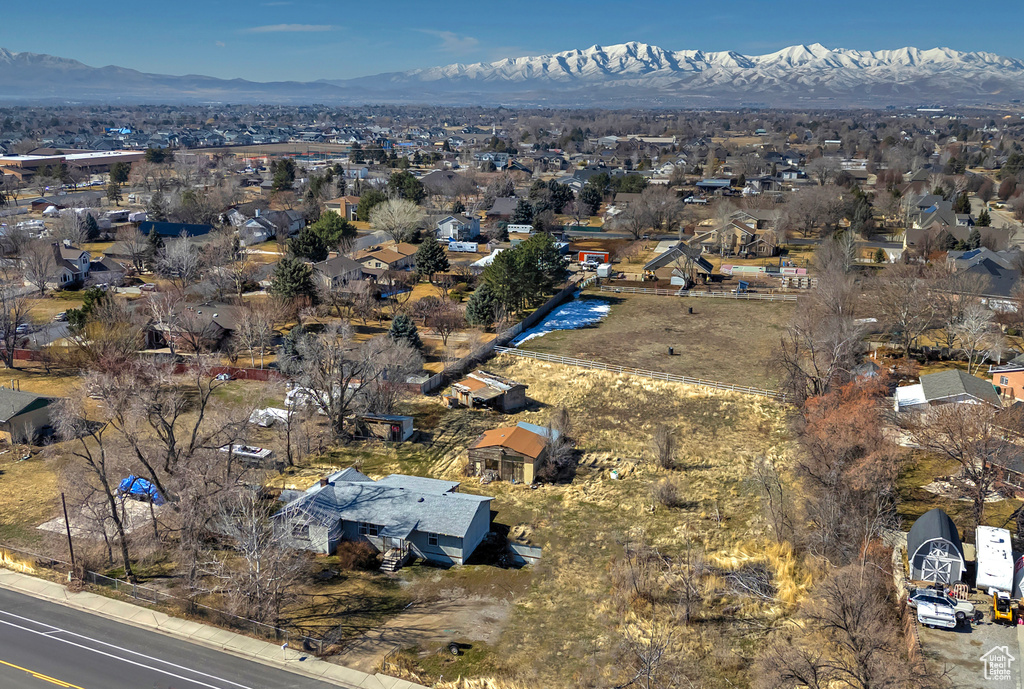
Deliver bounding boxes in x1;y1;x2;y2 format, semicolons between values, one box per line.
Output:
518;292;794;390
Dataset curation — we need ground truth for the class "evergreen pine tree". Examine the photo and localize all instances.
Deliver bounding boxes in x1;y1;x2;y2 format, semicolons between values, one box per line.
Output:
269;255;316;301
978;208;992;227
512;199;535;224
388;314;422;350
414;235;449;281
289;226;328;262
465;283;498;328
967;227;982;250
308;212;356;247
451;200;466;215
83;213;100;240
146;191;169;221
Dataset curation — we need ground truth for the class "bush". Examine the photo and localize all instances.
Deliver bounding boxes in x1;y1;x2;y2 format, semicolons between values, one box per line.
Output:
651;478;682;509
334;540;379;571
1008;328;1019;337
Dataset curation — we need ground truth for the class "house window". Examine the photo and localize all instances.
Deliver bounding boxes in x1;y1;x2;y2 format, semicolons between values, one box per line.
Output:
358;522;379;537
427;533;438;547
1001;376;1009;386
291;524;309;540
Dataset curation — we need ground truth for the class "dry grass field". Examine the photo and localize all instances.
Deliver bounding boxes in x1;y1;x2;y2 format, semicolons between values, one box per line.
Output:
518;293;794;390
335;356;803;687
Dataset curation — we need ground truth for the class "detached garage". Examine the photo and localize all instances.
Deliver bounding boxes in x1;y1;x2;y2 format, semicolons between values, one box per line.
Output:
907;508;966;584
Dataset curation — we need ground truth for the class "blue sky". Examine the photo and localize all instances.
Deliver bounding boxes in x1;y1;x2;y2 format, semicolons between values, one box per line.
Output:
1;0;1018;82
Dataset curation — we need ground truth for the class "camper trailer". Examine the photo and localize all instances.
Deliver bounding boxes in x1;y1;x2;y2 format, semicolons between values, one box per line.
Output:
976;526;1014;593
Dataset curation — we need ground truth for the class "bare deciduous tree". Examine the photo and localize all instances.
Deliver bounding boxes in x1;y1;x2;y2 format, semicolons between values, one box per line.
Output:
369;197;424;243
649;424;677;470
903;404;1017;529
199;487;306;625
156;233;203;291
22;240;57;296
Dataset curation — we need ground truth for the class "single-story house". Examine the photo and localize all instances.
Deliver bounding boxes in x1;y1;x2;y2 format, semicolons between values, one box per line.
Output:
275;468;492;568
86;256;126;285
467;421;557;483
436;214;480;241
311;254;364;290
894;369;1002;412
0;388;55;444
907;508;966;584
146;302;242;352
354;243;417;271
486;197;518;221
263;209;306;236
450;370;527;413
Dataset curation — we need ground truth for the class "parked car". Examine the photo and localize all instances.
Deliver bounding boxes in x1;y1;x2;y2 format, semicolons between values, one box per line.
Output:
908;587;975;624
15;323;32;335
581;260;600;270
53;312;67;322
917;600;958;629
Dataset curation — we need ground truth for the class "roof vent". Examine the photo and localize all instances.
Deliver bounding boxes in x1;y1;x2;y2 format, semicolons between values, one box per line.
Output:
418;497;424;502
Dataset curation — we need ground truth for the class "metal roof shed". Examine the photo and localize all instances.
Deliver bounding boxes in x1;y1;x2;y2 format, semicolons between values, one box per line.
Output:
907;508;966;585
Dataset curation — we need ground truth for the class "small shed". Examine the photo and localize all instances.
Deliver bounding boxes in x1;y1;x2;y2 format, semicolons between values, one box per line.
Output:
907;508;966;584
451;370;527;413
467;422;555;483
359;414;415;442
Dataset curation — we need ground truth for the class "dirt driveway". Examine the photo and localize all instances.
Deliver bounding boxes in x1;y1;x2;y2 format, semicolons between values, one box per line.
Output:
919;614;1021;688
335;593;511;673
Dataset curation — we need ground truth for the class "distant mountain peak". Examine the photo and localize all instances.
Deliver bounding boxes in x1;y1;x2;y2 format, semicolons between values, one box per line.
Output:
1;42;1023;106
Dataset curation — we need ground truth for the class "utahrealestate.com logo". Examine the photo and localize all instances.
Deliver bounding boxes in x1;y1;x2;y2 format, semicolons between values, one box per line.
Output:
981;646;1015;681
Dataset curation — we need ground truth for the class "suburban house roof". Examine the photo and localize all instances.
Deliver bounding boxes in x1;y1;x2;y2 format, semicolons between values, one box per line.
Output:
469;423;550;460
920;369;1001;407
945;247;1020;297
487;197;518;216
0;388;51;423
312;255;362;279
644;244;714;274
276;469;491;539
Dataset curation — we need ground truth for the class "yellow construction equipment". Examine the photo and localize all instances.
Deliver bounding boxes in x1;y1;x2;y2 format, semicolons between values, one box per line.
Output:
993;592;1015;624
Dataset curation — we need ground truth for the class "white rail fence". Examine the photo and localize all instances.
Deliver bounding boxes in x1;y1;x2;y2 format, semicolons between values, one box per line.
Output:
597;285;799;301
493;347;788;402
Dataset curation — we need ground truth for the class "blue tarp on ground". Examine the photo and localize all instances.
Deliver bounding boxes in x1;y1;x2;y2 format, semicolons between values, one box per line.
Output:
117;475;165;505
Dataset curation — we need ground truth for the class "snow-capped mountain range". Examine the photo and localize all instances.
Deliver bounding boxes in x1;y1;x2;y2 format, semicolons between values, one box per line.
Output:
2;42;1024;106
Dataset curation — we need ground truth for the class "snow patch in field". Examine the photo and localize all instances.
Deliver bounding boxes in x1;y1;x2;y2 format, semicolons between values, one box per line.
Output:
511;297;611;346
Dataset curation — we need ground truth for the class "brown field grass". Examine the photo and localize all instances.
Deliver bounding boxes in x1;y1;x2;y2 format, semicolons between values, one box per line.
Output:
331;357;800;686
518;293;793;389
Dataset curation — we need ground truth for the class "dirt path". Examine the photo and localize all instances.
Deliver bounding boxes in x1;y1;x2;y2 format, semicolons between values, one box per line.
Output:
335;594;510;672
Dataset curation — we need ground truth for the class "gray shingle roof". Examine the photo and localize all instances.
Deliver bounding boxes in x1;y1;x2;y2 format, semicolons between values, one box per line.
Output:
278;470;491;538
920;369;1000;407
0;388;51;423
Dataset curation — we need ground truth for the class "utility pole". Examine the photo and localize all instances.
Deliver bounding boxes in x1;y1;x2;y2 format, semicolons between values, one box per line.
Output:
61;492;76;576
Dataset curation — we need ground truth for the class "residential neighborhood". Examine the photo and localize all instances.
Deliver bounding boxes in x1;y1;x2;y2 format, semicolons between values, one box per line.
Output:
1;76;1024;689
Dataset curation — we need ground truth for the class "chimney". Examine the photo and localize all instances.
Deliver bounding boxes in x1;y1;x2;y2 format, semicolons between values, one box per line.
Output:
255;208;260;217
319;477;329;488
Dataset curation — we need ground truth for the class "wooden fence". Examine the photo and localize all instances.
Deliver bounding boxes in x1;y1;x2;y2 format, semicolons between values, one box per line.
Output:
493;347;789;402
597;286;799;301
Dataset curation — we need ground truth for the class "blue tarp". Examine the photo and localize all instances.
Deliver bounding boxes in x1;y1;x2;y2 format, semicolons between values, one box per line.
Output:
117;475;165;505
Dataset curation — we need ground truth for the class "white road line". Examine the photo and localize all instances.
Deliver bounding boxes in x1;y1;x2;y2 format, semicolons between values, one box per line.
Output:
0;613;256;689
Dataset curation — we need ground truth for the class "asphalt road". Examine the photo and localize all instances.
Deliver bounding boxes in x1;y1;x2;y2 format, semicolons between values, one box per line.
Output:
0;588;340;689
